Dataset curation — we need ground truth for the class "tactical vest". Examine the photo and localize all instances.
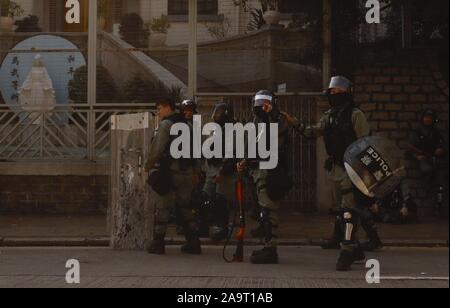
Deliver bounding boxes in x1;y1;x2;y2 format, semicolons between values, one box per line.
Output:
163;113;195;170
323;104;358;165
414;126;442;156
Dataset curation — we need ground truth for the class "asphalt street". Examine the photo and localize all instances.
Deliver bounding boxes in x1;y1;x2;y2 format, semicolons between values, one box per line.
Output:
0;246;448;288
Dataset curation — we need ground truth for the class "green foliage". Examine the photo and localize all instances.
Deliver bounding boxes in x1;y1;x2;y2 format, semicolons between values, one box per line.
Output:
205;15;231;39
247;8;265;31
119;13;149;48
0;0;24;18
123;74;166;104
68;66;121;104
148;15;171;34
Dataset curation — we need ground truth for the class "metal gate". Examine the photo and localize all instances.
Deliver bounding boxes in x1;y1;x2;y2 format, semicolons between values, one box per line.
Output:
216;94;318;213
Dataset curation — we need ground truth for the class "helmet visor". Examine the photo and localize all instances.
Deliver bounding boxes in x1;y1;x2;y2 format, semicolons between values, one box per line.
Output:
254;94;273;107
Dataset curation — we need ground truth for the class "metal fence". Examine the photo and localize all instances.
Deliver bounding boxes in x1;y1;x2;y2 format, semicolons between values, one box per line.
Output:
218;94;318;212
1;94;317;211
0;104;154;162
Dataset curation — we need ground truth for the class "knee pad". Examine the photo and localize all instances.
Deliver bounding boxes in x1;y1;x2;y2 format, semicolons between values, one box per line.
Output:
341;209;357;225
340;209;358;241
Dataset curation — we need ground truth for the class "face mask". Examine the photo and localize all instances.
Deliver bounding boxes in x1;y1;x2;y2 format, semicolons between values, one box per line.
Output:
254;106;269;120
328;93;351;108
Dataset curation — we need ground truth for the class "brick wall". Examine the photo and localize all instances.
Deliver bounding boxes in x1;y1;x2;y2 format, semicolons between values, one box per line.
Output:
353;60;449;215
0;176;108;214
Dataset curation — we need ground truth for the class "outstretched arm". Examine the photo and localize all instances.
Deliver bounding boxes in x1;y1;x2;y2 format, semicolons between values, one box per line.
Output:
280;111;327;139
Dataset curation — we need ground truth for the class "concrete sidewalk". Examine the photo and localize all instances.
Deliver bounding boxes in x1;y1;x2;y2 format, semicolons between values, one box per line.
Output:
0;247;448;288
0;214;448;247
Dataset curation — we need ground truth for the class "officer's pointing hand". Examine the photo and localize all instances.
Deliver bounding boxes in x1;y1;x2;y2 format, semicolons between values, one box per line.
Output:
280;111;295;125
237;160;247;173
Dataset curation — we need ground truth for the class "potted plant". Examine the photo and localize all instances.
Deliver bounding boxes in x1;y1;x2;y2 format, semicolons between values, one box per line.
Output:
15;15;42;32
0;0;24;32
261;0;280;26
147;15;171;47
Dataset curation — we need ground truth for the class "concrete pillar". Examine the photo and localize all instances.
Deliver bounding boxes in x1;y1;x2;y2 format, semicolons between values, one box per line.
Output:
322;0;332;89
188;0;198;99
88;0;97;161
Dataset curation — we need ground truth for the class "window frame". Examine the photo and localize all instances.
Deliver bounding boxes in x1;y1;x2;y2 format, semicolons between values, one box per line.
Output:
168;0;219;16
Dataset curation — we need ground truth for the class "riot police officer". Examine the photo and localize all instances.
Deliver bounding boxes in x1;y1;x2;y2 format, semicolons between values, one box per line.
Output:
145;98;202;255
202;102;237;241
407;109;447;216
237;90;293;264
284;76;382;271
180;99;197;123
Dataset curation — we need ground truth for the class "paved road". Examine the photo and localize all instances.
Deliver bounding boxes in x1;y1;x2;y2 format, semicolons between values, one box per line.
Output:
0;247;448;288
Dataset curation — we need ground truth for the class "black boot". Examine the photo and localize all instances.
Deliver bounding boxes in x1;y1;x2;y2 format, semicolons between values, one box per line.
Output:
181;238;202;254
353;245;366;263
361;232;383;252
321;216;344;250
181;223;202;255
250;247;279;264
147;235;166;255
336;249;354;271
250;224;265;238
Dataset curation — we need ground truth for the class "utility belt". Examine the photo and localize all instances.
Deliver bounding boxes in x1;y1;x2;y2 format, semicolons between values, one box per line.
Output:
148;157;172;196
325;156;344;172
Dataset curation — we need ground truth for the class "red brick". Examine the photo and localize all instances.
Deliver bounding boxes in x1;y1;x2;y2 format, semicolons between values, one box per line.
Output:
398;122;410;129
393;76;411;84
383;68;400;75
363;67;382;74
428;95;447;102
384;103;403;111
372;93;391;102
360;103;377;111
390;131;408;139
355;75;373;83
365;85;383;92
379;121;398;129
374;76;391;84
437;80;448;89
433;71;443;80
384;85;402;93
354;85;364;92
372;112;389;120
410;94;427;102
424;77;434;84
398;112;417;121
404;85;421;93
354;94;371;103
404;103;423;111
392;94;409;102
421;85;438;93
410;77;424;84
389;112;399;120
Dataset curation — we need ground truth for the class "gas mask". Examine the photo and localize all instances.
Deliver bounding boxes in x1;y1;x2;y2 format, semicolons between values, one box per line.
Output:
328;92;352;108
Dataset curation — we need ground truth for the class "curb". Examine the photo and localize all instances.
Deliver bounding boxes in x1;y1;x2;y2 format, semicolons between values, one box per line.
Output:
0;237;448;248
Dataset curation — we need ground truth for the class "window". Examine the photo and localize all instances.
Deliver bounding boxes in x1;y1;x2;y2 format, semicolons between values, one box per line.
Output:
168;0;218;15
279;0;303;14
